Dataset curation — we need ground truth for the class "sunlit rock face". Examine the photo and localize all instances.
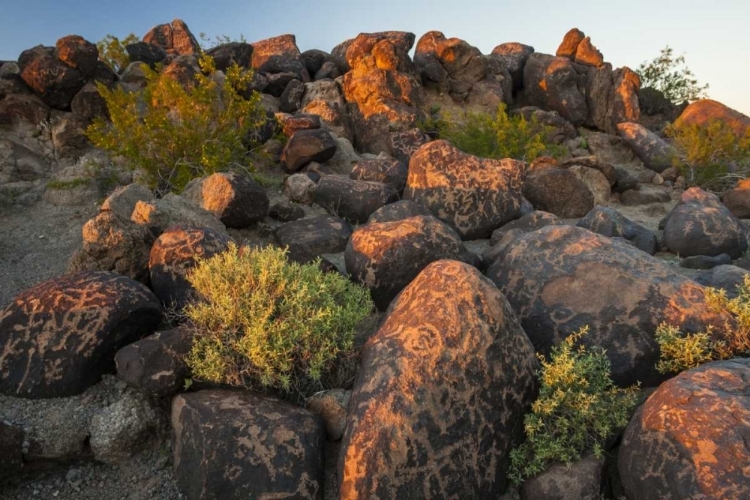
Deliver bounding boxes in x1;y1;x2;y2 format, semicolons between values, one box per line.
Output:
250;33;310;83
143;19;201;56
616;121;674;173
341;31;424;154
663;187;748;259
339;260;539;499
486;225;735;387
0;271;162;398
345;215;472;309
404;140;527;240
619;358;750;500
491;42;534;92
675;98;750;138
18;45;86;109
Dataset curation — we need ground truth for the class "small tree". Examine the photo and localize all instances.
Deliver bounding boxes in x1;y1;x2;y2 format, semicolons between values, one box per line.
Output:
97;33;140;73
636;45;709;104
86;54;265;194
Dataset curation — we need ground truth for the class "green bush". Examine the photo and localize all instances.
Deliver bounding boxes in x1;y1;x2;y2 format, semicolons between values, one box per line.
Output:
636;46;709;104
97;33;140;73
428;104;565;161
508;327;639;484
86;54;265;194
656;276;750;374
665;119;750;191
184;244;374;401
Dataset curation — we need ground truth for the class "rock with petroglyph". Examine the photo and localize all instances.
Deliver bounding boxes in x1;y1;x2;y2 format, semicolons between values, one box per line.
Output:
577;206;657;255
616;122;674;173
0;271;162;398
404;140;527;239
663;187;748;259
388;128;431;165
618;358;750;500
172;390;325;500
339;260;539;498
115;327;193;398
350;156;408;193
523;160;594;218
274;214;352;256
183;172;269;229
486;225;734;387
18;45;86;109
148;226;233;310
367;199;433;224
345;215;472;309
314;176;399;225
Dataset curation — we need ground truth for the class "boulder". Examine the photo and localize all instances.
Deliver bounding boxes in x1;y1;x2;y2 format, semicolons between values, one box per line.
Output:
524;161;594;218
367;198;433;224
556;28;586;58
314;61;340;80
305;389;350;441
491;43;534;91
722;178;750;219
143;19;201;56
663;187;748;258
574;37;604;68
314;175;399;225
279;78;306;113
161;55;200;89
490;210;563;246
19;45;86;109
675;99;750;138
172;390;324;500
694;265;750;298
486;225;734;387
55;35;98;77
517;106;578;144
183;172;268;229
611;67;641;128
576;206;658;255
115;327;193;397
559;155;617;185
414;31;487;98
388;128;431;165
520;455;604;500
268;200;305;222
339;260;539;498
301;80;353;142
283;173;317;204
350;156;407;192
50;112;90;158
0;271;162;398
324;136;362;175
125;42;167;69
100;183;155;219
274;214;352;255
278;113;321;137
71;81;108;121
616;122;674;173
204;42;253;71
131;193;227;235
523;53;587;126
619;359;750;500
345;215;471;309
405;140;527;239
680;253;732;270
300;49;328;76
568;165;611;206
148;226;233;310
251;34;309;82
620;185;671;206
281;128;337;173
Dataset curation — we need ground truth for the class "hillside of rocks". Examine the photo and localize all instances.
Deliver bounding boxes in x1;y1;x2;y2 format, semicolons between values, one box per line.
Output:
2;19;750;500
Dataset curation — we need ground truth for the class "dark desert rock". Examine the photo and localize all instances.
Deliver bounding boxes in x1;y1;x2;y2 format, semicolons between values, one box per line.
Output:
251;34;309;82
405;140;527;239
616;122;674;173
281;128;337;173
388;128;431;165
680;253;732;270
491;43;534;91
71;81;109;121
55;35;98;77
577;206;658;255
520;455;605;500
19;45;86;109
205;42;253;71
523;162;594;218
0;271;162;398
350;157;408;193
693;265;750;298
523;53;587;126
314;176;399;225
183;172;269;229
279;78;306;113
620;185;671;206
490;210;563;246
274;214;352;255
125;42;167;69
366;199;433;224
0;421;24;475
339;260;539;498
721;178;750;219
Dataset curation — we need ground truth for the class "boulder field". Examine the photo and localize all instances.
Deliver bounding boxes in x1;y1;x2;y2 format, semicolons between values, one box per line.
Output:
2;17;750;500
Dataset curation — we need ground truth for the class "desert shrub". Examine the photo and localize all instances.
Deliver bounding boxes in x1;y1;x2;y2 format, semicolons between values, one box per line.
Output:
86;54;265;194
97;33;140;73
433;104;565;161
665;119;750;191
184;244;374;402
656;276;750;374
636;45;709;104
508;327;639;484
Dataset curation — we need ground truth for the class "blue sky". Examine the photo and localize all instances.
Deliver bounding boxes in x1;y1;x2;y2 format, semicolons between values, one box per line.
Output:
2;0;748;115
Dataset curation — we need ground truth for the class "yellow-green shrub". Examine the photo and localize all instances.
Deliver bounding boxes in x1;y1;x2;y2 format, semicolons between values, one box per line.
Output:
508;327;639;484
430;104;565;161
665;119;750;191
86;54;264;194
184;244;374;401
96;33;140;73
656;276;750;374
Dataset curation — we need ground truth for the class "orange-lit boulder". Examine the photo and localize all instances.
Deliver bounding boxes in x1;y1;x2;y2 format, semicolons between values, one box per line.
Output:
523;53;588;126
491;43;534;91
143;19;200;56
345;215;472;309
415;31;486;93
675;99;750;138
339;260;538;498
404;140;527;239
619;358;750;500
251;34;310;82
55;35;98;78
722;178;750;219
183;172;269;229
556;28;585;58
616;121;674;173
574;37;604;67
19;45;86;109
486;225;734;387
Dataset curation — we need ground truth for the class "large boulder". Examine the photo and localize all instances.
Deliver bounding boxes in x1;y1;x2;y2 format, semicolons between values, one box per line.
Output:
251;34;309;82
19;45;86;109
367;198;433;224
183;172;269;229
71;81;109;121
301;80;353;142
173;390;324;500
523;53;587;126
722;178;750;219
404;140;527;239
143;19;201;56
281;128;337;173
663;188;748;258
345;215;472;309
55;35;98;77
523;161;594;218
491;43;534;92
314;176;398;225
204;42;253;71
675;99;750;138
0;271;162;398
350;156;408;193
274;214;352;256
520;455;604;500
616;122;674;173
694;264;750;299
131;193;227;235
486;225;734;387
387;128;431;165
148;226;233;310
577;206;658;255
619;359;750;500
339;260;539;498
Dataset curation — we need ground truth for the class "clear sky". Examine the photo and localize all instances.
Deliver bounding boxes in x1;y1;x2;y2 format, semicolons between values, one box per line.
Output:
2;0;748;115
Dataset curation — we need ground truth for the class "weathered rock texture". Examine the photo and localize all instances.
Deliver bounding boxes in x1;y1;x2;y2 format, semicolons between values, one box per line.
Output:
183;172;269;229
674;99;750;138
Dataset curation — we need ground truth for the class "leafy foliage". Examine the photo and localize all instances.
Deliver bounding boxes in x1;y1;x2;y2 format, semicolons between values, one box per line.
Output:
665;119;750;191
86;54;265;194
636;46;709;104
184;244;374;402
508;327;639;484
96;33;140;73
425;104;565;161
656;276;750;374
